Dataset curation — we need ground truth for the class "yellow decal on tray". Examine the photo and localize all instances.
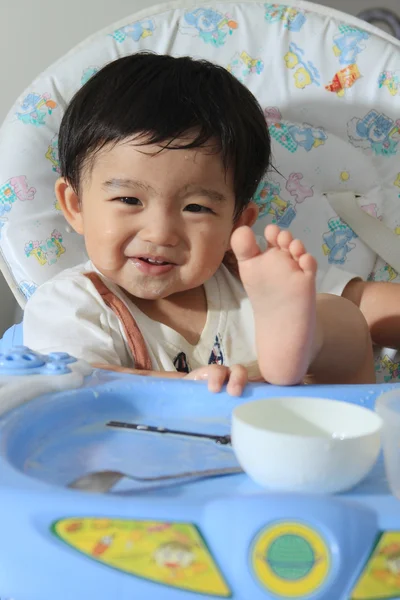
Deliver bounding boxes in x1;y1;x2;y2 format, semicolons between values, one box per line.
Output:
352;531;400;599
52;517;231;597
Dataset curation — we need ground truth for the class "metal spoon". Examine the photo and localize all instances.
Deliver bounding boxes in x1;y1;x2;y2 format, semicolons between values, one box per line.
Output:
106;421;231;445
68;466;243;493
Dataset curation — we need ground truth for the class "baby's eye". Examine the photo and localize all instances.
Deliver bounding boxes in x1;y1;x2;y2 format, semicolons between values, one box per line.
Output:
184;203;214;214
117;197;141;206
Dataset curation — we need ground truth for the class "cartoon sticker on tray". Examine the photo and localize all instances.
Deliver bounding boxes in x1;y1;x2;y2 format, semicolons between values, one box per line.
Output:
52;518;231;597
351;532;400;598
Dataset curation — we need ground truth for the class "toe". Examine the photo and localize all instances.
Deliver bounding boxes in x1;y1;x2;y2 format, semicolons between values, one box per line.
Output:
264;224;280;247
277;229;293;250
298;252;317;276
231;226;261;262
289;238;306;260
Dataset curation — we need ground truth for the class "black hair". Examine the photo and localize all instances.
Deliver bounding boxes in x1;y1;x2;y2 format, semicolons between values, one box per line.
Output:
58;52;271;217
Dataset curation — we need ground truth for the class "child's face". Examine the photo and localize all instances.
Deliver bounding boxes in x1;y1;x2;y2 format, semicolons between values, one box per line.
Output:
58;138;257;300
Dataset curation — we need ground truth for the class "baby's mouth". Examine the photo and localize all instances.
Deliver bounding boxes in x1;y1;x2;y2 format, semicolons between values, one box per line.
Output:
139;257;171;266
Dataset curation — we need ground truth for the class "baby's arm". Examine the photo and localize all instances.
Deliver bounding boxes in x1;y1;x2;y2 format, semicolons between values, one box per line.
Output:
342;279;400;349
95;363;248;396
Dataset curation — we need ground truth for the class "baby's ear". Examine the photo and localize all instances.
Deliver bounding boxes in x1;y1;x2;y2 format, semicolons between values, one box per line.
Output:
55;178;84;235
233;201;259;230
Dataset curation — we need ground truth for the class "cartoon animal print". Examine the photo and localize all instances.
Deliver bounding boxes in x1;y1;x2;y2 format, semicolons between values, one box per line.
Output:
81;66;100;86
284;43;320;89
264;3;307;32
25;229;66;266
227;51;264;82
254;180;296;227
325;64;361;97
264;107;327;153
111;19;155;43
348;110;400;156
180;8;238;47
332;24;369;66
376;355;400;383
368;263;398;283
322;217;357;265
45;135;60;173
285;173;313;204
378;70;400;97
18;280;38;299
16;92;57;126
361;202;381;219
0;176;36;216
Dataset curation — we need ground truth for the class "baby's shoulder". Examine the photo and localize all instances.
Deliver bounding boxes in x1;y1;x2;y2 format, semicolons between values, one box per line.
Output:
26;261;101;306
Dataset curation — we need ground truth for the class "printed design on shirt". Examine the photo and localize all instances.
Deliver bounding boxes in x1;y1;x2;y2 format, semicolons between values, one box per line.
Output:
16;92;57;126
208;335;224;366
25;229;66;266
18;280;38;299
379;70;400;97
376;354;400;383
173;352;190;374
322;216;357;265
347;110;400;156
45;134;60;174
255;172;314;229
111;19;155;43
265;107;327;153
227;51;264;83
179;8;238;47
264;4;307;32
81;66;100;86
284;43;320;89
0;175;36;216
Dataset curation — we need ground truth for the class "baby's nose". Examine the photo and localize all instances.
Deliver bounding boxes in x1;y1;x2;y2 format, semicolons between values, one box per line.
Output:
140;219;180;247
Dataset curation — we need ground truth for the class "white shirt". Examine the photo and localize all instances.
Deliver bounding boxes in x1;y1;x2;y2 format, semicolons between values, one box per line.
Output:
23;260;260;374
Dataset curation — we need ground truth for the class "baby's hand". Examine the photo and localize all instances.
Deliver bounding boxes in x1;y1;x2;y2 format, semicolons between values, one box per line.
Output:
184;364;248;396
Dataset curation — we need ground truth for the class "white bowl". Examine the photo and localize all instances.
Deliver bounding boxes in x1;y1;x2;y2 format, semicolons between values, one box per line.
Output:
231;397;382;494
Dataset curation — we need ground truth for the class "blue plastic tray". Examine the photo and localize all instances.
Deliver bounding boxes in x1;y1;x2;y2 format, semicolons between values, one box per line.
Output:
0;373;399;600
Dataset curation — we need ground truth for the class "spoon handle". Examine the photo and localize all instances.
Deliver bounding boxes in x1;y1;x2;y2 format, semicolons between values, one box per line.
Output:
106;420;232;445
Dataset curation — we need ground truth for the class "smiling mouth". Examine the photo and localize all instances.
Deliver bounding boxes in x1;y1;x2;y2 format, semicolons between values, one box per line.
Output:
138;257;172;266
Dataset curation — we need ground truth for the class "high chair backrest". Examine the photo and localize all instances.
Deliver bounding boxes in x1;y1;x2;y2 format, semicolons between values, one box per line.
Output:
0;0;399;314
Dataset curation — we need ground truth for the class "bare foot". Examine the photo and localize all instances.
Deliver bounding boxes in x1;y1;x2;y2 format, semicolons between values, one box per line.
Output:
230;224;319;385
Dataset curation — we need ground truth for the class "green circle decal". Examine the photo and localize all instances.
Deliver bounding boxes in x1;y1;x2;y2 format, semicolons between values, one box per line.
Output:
266;534;315;581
